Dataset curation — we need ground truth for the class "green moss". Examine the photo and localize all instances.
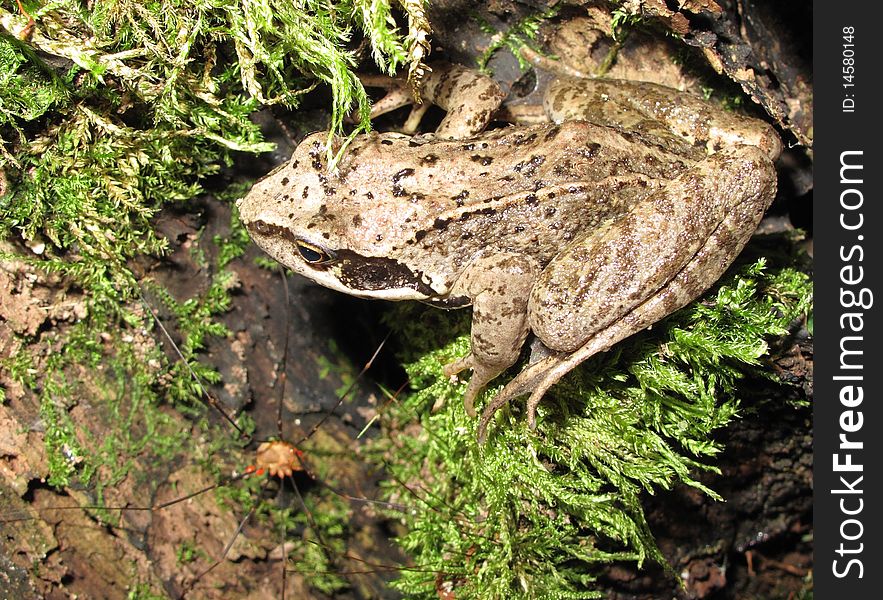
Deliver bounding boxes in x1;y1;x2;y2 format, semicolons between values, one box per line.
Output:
1;0;425;500
370;260;811;598
610;5;645;42
476;5;560;72
126;582;167;600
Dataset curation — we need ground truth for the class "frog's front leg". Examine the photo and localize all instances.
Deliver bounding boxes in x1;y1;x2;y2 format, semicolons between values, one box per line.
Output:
477;146;777;442
442;253;539;417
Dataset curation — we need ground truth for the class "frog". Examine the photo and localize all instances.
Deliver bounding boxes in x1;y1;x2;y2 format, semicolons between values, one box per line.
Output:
236;61;782;443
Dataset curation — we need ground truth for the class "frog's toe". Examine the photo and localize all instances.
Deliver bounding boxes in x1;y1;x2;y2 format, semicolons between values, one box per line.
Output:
477;401;504;444
476;365;545;443
442;354;504;418
461;377;483;418
442;355;477;416
476;353;571;443
525;372;566;430
442;354;471;379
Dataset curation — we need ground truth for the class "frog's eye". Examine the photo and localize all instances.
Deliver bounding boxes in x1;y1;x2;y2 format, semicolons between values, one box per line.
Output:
295;240;334;265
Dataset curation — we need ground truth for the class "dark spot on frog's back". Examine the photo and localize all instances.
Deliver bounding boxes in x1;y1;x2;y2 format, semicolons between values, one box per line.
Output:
393;168;415;182
543;126;561;141
421;154;439;166
381;139;394;146
281;177;289;186
335;250;435;295
461;206;497;221
352;214;362;227
514;155;546;177
310;154;322;170
471;155;494;166
433;217;451;231
580;143;601;158
514;132;538;146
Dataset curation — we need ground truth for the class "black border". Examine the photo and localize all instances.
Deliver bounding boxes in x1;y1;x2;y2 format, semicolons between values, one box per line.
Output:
813;3;881;596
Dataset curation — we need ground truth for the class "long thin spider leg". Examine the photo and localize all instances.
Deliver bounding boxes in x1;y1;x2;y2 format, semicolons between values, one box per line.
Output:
136;283;248;440
276;267;292;440
180;503;258;597
293;333;390;447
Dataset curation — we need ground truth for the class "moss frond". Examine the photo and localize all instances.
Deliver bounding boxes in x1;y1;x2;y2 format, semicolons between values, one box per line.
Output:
476;5;559;72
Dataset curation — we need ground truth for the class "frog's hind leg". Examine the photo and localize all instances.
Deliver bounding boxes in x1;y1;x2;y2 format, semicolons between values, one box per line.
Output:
477;210;756;442
478;307;674;444
544;77;782;161
478;148;776;443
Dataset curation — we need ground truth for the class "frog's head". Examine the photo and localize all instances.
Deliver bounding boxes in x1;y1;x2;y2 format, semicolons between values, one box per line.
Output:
237;134;441;302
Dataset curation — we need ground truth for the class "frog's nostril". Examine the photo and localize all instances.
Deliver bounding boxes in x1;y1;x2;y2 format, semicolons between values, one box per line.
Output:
252;220;274;235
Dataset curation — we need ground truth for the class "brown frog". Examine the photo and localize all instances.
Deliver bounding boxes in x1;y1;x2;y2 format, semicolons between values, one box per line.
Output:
236;62;781;442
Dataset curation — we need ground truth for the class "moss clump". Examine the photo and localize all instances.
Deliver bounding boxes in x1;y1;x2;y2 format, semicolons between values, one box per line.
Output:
371;260;811;598
0;0;426;490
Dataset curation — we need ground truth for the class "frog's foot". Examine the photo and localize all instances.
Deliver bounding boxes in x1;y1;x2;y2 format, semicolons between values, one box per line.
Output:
357;74;431;135
476;328;622;444
476;352;565;444
476;307;666;444
359;62;505;138
446;252;539;419
442;355;508;418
